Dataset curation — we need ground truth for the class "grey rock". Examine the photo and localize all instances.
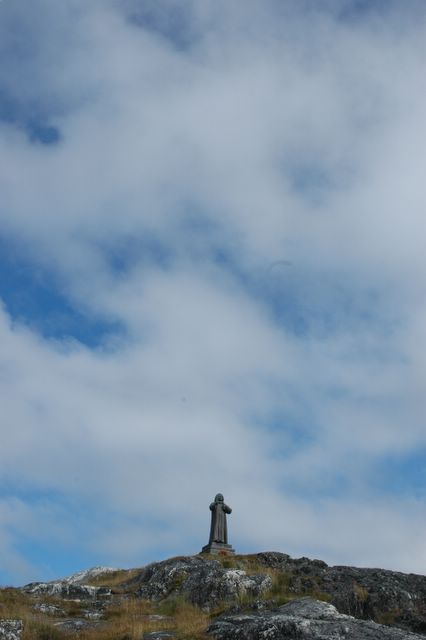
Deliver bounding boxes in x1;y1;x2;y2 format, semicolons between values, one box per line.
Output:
208;597;425;640
53;618;103;632
0;620;23;640
33;602;65;616
83;609;103;620
57;566;118;585
221;599;278;616
13;552;426;638
53;618;88;631
127;556;272;610
143;632;176;640
21;566;116;600
254;552;426;634
22;581;111;599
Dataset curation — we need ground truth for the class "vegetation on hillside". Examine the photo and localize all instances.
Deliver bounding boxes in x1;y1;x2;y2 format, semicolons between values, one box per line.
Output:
2;553;413;639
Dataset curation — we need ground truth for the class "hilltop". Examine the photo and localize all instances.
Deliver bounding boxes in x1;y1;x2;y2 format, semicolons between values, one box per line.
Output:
1;552;426;639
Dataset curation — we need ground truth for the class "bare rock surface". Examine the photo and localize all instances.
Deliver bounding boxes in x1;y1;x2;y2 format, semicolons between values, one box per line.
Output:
53;618;105;632
21;566;115;599
126;556;272;610
59;566;118;585
0;620;23;640
33;602;65;616
7;553;426;638
253;552;426;633
208;597;425;640
22;581;111;598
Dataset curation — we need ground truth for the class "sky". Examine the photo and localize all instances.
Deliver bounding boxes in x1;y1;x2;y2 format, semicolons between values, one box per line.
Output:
0;0;426;586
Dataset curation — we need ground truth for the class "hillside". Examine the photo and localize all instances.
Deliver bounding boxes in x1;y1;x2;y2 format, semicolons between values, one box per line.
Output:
1;552;426;639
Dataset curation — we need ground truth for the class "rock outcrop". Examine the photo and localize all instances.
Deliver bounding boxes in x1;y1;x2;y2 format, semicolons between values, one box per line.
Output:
0;620;23;640
3;553;426;638
21;566;116;599
253;552;426;633
22;581;111;599
125;555;272;610
209;597;425;640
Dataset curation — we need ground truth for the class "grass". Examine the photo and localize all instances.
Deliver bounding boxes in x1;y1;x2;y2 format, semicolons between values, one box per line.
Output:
174;600;209;638
353;582;369;603
0;588;76;640
0;572;357;640
0;587;209;640
214;554;258;572
87;569;141;589
213;555;332;606
103;597;154;620
82;596;208;640
22;621;70;640
0;588;32;619
375;609;401;626
0;557;357;639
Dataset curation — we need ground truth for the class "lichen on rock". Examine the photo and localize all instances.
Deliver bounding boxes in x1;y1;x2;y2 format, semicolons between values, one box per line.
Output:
125;556;272;610
0;620;23;640
208;597;426;640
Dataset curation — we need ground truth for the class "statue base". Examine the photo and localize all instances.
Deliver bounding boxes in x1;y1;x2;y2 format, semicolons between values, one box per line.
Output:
201;542;236;555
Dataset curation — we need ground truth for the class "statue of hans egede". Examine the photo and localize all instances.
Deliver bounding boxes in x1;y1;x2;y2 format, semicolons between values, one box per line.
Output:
201;493;235;555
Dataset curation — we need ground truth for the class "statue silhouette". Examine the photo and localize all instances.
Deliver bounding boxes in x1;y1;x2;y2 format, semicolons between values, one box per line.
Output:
202;493;235;554
209;493;232;544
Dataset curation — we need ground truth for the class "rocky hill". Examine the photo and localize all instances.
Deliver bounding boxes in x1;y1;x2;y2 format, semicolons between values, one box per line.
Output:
1;552;426;639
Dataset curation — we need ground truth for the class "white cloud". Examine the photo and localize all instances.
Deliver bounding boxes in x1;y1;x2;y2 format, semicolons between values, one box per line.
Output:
0;0;425;582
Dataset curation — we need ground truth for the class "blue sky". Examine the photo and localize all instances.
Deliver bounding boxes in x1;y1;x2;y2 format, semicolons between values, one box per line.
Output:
1;0;426;585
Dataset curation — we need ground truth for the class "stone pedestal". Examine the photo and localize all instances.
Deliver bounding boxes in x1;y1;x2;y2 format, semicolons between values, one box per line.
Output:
201;542;235;555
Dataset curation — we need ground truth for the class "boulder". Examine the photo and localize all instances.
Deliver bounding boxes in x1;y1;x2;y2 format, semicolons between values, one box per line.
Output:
0;620;23;640
208;597;425;640
127;556;272;610
22;581;111;599
33;602;65;616
53;618;104;632
21;566;116;600
253;552;426;633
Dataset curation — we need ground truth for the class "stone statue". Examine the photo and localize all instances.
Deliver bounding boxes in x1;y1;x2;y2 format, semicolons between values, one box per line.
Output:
201;493;235;555
209;493;231;544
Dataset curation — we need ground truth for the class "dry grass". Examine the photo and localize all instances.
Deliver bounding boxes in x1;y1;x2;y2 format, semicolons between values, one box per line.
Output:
215;555;333;608
375;609;401;626
1;557;335;640
104;597;154;621
0;588;31;619
353;582;369;603
1;584;205;639
81;596;208;640
87;569;141;589
22;620;71;640
174;600;209;638
214;554;278;577
0;589;70;640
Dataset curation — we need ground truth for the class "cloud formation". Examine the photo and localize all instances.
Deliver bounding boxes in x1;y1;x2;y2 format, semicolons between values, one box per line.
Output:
0;0;426;584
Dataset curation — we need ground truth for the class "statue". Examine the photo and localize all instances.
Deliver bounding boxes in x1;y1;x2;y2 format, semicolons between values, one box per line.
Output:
209;493;231;544
201;493;235;555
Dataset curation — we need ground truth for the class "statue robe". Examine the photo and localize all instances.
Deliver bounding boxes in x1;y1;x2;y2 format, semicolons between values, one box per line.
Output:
209;500;232;544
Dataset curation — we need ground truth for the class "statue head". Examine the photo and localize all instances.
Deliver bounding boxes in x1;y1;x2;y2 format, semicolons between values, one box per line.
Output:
214;493;224;503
